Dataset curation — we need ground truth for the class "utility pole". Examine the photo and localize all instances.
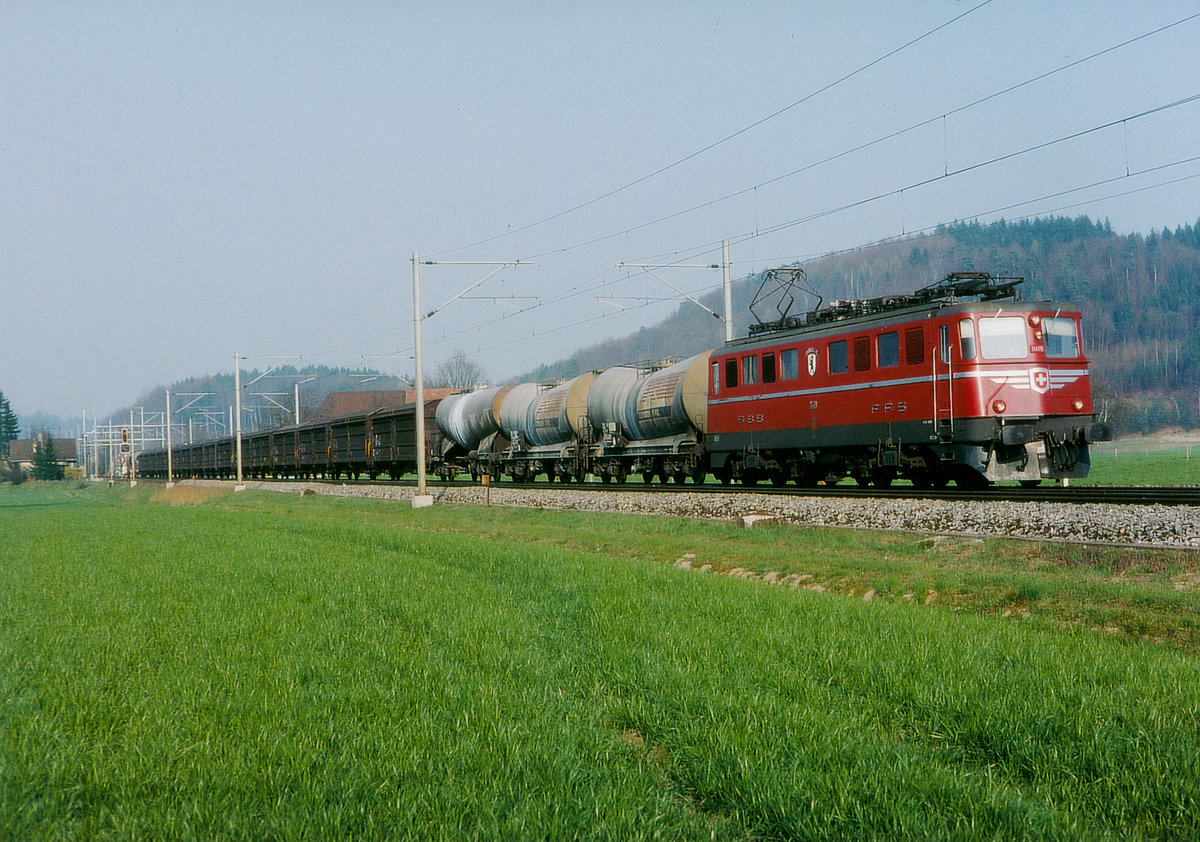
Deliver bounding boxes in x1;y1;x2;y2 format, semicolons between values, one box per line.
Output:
234;352;244;490
233;355;298;490
166;390;174;486
413;252;427;502
411;252;522;508
722;240;733;342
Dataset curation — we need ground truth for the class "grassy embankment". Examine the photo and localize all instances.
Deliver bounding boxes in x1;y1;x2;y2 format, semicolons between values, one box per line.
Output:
1;482;1198;839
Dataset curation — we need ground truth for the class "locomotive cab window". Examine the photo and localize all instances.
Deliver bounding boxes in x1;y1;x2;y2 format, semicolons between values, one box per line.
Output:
762;351;777;384
781;348;799;380
742;355;758;385
1043;317;1080;358
959;318;977;360
877;332;899;368
829;340;848;374
712;362;721;394
979;316;1028;359
724;358;738;389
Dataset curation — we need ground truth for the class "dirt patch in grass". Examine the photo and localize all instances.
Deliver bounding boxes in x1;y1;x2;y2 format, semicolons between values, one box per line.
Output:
150;485;232;505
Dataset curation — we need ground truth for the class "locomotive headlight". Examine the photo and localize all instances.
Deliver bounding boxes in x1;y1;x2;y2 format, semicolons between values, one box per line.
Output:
1029;315;1041;327
992;399;1007;414
1072;399;1084;411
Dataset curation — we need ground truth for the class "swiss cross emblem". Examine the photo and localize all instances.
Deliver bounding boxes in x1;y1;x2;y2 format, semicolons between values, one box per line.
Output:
806;348;818;377
1030;367;1050;394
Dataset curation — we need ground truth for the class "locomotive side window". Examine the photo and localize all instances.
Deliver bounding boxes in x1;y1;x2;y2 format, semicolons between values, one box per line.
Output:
762;351;777;384
742;355;758;385
905;327;924;365
853;336;871;372
959;318;977;360
1043;317;1080;358
724;358;738;389
979;316;1028;359
712;361;720;394
877;332;899;368
829;340;848;374
781;348;799;380
939;324;951;363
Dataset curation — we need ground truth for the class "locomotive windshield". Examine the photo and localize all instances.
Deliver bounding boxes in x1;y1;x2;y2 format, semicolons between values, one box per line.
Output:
1043;317;1080;358
978;316;1028;359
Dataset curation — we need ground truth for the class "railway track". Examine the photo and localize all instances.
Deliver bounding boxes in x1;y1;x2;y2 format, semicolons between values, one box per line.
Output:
269;476;1200;507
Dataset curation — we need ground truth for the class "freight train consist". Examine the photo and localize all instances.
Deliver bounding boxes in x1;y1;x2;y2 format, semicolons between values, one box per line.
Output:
137;271;1110;489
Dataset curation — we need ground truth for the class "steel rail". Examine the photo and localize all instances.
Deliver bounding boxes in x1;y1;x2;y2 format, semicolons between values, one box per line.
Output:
241;476;1200;507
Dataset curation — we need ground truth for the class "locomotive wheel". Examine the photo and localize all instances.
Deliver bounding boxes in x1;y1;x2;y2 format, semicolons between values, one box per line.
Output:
691;464;707;484
642;472;655;484
614;465;627;484
1019;479;1043;488
599;473;611;484
770;470;788;487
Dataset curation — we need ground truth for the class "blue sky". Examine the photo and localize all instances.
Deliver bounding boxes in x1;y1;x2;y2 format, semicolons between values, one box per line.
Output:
3;1;1199;419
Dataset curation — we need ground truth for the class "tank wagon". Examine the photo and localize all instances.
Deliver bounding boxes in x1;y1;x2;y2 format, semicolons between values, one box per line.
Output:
436;354;710;483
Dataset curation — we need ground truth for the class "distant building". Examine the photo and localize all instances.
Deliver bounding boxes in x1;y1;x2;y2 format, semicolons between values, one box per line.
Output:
312;389;459;420
8;436;79;472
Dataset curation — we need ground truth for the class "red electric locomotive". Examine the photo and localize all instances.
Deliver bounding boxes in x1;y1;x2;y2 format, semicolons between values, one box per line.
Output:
705;271;1110;488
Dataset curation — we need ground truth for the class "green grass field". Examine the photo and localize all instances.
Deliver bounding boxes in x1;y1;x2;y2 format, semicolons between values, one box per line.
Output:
1081;440;1200;486
2;482;1198;839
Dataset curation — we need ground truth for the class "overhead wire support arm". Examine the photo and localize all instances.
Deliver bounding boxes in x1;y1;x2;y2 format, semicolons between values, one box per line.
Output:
460;295;540;311
251;392;295;414
419;260;526;319
618;258;728;330
597;296;676;309
240;355;303;390
169;392;214;414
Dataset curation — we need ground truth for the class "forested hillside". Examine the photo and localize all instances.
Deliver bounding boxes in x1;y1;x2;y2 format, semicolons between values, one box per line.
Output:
521;215;1200;435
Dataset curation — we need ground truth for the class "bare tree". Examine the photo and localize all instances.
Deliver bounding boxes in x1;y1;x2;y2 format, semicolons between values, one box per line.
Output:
429;349;486;391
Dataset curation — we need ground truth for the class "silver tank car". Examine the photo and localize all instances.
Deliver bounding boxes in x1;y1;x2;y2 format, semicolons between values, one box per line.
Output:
628;352;710;439
586;366;639;438
524;372;597;446
435;385;512;451
497;382;540;440
587;354;710;441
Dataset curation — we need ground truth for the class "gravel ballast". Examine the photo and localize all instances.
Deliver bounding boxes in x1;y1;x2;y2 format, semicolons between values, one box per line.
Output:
184;480;1200;550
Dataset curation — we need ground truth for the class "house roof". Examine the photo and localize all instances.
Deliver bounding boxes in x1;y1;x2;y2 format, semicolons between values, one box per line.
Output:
8;438;78;463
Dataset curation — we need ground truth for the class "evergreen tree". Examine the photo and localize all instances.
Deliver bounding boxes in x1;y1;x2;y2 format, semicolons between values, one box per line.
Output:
32;435;63;480
0;390;19;455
